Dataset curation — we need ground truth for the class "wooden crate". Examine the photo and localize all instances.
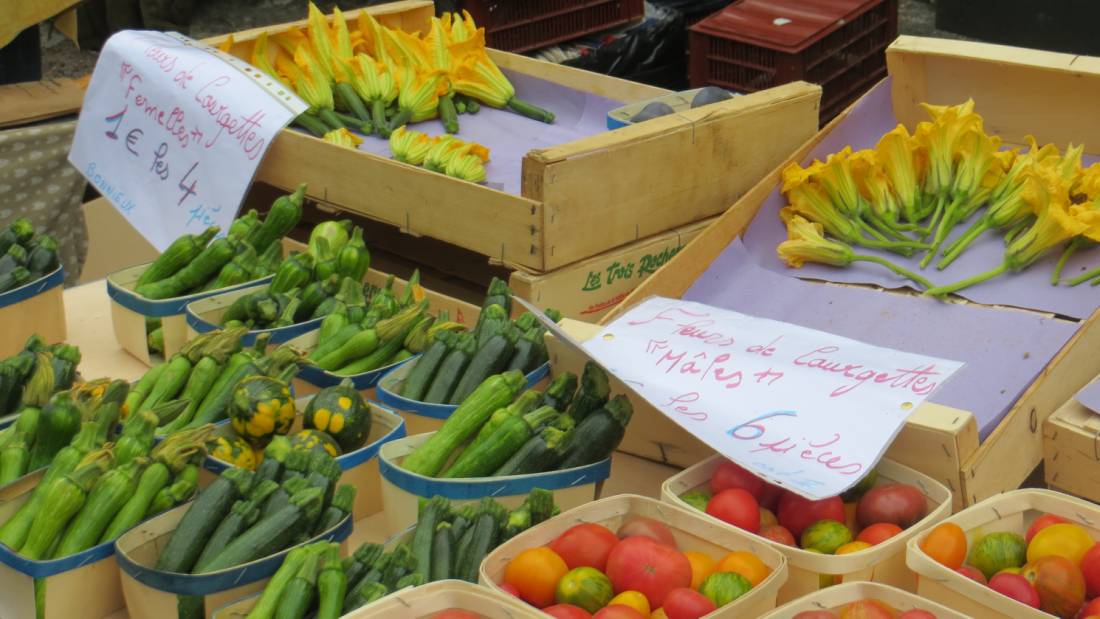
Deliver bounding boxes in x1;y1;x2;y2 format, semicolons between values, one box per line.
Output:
549;36;1100;510
509;217;712;321
203;1;822;273
1043;392;1100;501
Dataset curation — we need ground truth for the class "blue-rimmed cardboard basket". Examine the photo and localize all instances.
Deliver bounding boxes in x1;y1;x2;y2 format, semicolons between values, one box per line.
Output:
285;327;417;398
184;281;324;349
377;431;612;536
375;361;551;436
0;266;66;359
0;468;131;619
202;396;406;521
107;261;273;366
115;500;351;619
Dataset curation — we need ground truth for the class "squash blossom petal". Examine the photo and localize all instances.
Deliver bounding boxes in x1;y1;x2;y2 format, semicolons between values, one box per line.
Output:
424;136;461;171
387;28;434;70
444;10;477;44
812;146;867;219
425;17;455;74
451;32;515;108
323;128;363;149
398;66;443;122
356;9;390;61
217;34;235;54
327;7;356;82
915;101;983;197
860;164;902;223
874;124;925;222
1070;202;1100;242
780;160;823;195
250;32;290;85
389;126;432;165
777;214;855;268
950;128;1002;200
306;2;338;81
782;182;860;243
349;53;397;104
1007;198;1087;270
291;46;334;111
446;153;487;183
1075;163;1100;200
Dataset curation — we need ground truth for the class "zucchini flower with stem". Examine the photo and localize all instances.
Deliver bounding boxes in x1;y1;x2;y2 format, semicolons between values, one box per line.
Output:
345;53;399;137
913;100;983;233
322;128;364;149
781;162;927;255
311;5;371;123
389;126;433;165
390;63;445;130
926;173;1087;297
1059;202;1100;285
450;31;554;123
423;136;467;172
875;124;927;226
425;17;462;134
921;127;1004;268
777;214;933;290
289;45;342;131
355;9;391;61
446;152;487;184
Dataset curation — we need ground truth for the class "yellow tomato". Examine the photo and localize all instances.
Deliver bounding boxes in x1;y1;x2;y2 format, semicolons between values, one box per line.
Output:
835;541;873;555
651;609;669;619
609;591;650;616
716;550;770;586
683;550;716;590
1027;523;1094;565
760;507;778;528
995;566;1022;576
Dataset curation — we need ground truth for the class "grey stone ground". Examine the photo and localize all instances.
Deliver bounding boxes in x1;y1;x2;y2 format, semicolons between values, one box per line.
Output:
39;0;961;79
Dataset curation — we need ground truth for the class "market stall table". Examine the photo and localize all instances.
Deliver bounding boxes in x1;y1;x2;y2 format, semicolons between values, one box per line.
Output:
60;281;681;619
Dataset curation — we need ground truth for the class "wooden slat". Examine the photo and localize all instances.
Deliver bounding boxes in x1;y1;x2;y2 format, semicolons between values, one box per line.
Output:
489;49;669;102
962;308;1100;504
532;82;822;271
255;129;544;269
0;78;84;128
1044;399;1100;501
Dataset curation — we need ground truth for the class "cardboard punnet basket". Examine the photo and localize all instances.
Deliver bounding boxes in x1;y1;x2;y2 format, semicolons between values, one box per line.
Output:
0;266;66;359
184;282;323;348
0;469;126;619
662;455;951;604
378;430;611;536
202;1;822;274
480;494;789;617
347;579;544;618
202;396;406;521
906;488;1098;618
547;36;1100;510
757;581;971;618
115;500;352;619
1042;388;1100;502
374;360;551;436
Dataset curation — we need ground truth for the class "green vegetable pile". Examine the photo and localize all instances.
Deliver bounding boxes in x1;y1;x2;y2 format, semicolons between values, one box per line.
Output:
0;217;61;293
154;446;355;580
399;278;555;404
303;271;445;377
403;362;633;479
142;185;306;353
0;378;215;559
244;490;558;619
0;335;81;424
217;218;373;333
126;329;304;436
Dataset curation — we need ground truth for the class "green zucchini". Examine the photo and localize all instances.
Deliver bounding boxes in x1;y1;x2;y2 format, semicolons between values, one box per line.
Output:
455;512;496;583
197;486;323;573
542;372;578;412
136;227;218;287
55;459;147;557
246;544;314;619
448;331;519;404
274;551;320;619
430;523;453;581
308;324;360;362
316;544;347;619
137;354;192;413
559;395;633;468
185;356;261;427
124;363;167;417
402;370;526;476
410;496;447;578
566;362;610;421
493;426;571;476
247;184;305;254
155;467;254;573
193;500;261;572
136;237;235;299
422;332;476;404
441;406;558;478
507;326;548;373
315;329;379;371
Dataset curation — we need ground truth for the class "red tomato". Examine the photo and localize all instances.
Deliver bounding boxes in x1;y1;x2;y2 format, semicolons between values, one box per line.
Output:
897;611;936;619
837;600;895;618
955;565;987;585
710;460;765;498
550;523;621;571
616;517;678;548
777;492;846;538
1026;514;1069;544
592;605;646;619
543;604;593;619
760;524;797;546
1079;598;1100;617
857;523;904;545
661;587;717;619
988;573;1040;608
1080;543;1100;598
706;489;760;533
791;613;838;619
605;536;692;609
758;482;784;512
427;612;482;619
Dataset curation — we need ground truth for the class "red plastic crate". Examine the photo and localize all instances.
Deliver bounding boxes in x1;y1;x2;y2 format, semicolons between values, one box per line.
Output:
688;0;898;123
460;0;645;53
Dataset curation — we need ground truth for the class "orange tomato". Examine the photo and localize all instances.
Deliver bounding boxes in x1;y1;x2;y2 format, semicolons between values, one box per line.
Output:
716;550;770;586
682;551;716;590
920;523;967;569
835;541;873;555
608;591;650;616
857;523;903;546
503;546;569;608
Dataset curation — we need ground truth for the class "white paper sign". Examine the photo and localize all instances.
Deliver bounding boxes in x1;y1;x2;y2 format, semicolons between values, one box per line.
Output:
69;30;307;250
581;297;964;499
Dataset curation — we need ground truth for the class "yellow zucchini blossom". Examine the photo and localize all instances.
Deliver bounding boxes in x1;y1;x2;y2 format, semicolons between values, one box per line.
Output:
451;32;515;108
777;213;854;268
812;147;868;220
1070;201;1100;242
860;164;902;224
915;100;983;199
348;53;398;104
389;126;433;165
424;137;467;171
249;32;291;86
306;2;339;80
442;11;478;44
446;153;487;184
397;65;444;123
291;46;334;112
356;10;390;61
874;124;925;223
323;128;363;149
1007;197;1087;270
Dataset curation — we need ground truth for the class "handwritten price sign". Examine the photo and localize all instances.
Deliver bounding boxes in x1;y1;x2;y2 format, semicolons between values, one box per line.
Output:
69;31;307;251
582;297;964;499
